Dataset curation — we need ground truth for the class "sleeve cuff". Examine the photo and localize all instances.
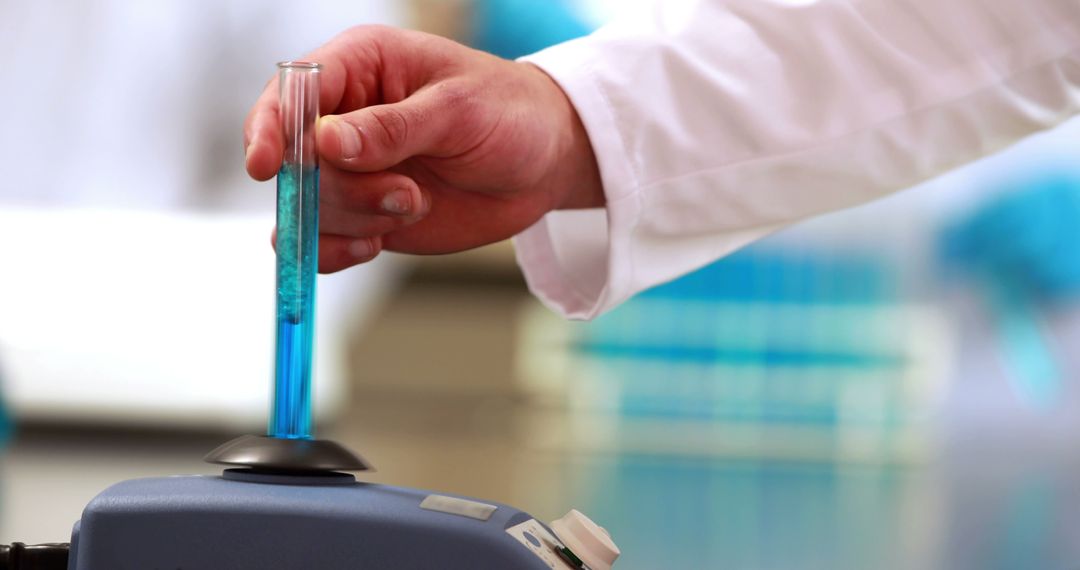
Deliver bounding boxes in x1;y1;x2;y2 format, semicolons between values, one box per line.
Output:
512;38;643;320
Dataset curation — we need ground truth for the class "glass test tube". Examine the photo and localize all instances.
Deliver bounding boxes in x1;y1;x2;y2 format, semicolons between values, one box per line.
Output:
271;61;321;439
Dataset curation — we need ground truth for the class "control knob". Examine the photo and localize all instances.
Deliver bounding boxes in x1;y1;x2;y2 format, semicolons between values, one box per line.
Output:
550;510;620;570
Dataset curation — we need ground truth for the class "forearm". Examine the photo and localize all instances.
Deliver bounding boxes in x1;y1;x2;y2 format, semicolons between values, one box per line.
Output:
516;0;1080;319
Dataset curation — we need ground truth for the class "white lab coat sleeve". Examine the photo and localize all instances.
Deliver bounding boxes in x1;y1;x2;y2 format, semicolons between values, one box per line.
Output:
512;0;1080;319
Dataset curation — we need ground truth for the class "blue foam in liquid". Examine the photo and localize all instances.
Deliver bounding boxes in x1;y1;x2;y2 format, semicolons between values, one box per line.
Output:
271;163;319;439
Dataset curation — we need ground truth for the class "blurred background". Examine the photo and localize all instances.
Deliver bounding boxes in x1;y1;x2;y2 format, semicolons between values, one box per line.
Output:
2;1;1080;568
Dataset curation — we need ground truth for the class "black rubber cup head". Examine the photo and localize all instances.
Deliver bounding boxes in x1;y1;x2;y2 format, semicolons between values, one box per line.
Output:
204;435;374;473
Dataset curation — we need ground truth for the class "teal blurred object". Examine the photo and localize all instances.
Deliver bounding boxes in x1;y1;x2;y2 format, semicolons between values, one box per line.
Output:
472;0;594;59
518;245;943;462
940;171;1080;408
0;380;10;448
576;249;908;424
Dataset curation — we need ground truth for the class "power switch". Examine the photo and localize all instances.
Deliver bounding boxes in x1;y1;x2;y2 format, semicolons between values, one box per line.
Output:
556;545;586;569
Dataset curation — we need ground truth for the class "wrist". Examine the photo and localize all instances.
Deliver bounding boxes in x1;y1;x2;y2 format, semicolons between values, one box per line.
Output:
521;62;605;211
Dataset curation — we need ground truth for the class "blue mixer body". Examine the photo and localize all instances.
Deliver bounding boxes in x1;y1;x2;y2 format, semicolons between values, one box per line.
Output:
67;472;579;569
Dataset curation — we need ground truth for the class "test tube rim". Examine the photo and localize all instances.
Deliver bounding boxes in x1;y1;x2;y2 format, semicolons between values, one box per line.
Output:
277;61;322;71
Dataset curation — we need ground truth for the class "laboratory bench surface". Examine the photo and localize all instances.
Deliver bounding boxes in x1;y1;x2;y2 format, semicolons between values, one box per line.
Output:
5;401;1080;570
5;275;1080;569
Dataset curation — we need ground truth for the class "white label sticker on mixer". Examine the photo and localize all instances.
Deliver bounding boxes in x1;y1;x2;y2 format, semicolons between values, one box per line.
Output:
419;495;498;521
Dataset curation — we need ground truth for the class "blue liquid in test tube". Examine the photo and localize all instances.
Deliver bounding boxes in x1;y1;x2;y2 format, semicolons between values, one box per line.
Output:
270;62;321;440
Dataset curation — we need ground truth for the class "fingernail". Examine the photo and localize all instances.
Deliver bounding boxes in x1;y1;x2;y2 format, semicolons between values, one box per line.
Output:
380;188;413;215
328;117;361;160
348;239;374;259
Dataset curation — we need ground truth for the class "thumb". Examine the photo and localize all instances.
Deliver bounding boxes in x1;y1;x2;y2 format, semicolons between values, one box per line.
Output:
319;90;455;172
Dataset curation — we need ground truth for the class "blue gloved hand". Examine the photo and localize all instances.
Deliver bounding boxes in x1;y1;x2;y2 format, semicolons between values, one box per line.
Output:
941;172;1080;301
939;171;1080;408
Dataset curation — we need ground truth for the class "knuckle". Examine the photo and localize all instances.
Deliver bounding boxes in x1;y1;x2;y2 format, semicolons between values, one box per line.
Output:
369;106;411;149
362;23;394;36
341;24;385;39
435;81;478;115
340;24;399;47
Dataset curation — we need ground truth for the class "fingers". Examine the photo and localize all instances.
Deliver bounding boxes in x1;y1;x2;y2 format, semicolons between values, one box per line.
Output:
244;83;284;181
246;26;472;180
318;85;466;172
318;234;382;273
272;230;383;273
319;168;429;238
244;27;386;181
321;168;429;217
319;209;399;238
271;168;427;270
244;53;350;181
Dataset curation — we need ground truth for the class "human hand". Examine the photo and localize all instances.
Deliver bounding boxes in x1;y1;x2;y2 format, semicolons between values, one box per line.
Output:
244;25;603;273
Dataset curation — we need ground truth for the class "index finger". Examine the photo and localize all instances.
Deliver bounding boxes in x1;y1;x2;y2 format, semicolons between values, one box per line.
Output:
243;77;285;181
